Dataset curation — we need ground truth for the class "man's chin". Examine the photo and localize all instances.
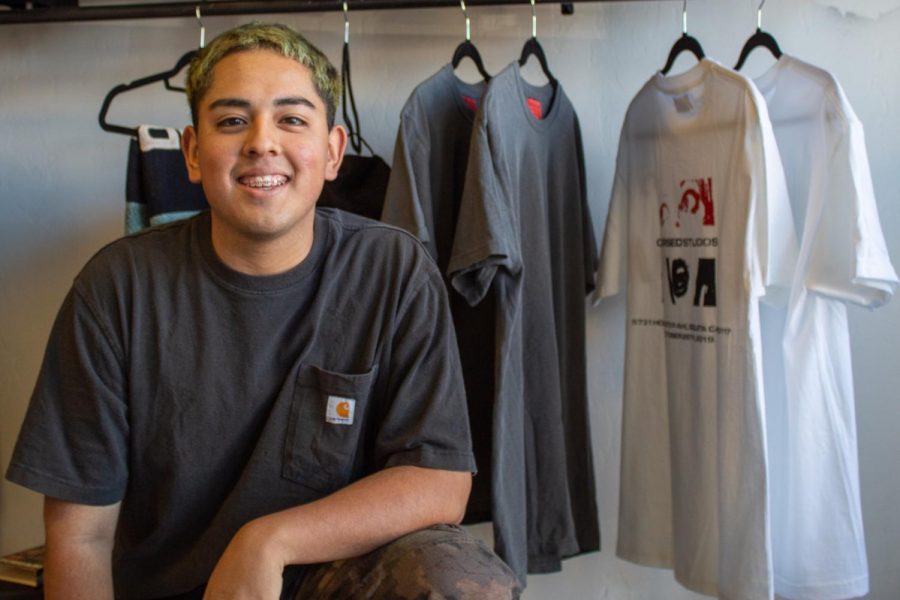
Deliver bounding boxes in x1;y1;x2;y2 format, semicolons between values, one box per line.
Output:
213;209;315;241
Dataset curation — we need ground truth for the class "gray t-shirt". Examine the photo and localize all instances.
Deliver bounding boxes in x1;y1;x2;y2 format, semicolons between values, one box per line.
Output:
382;64;495;523
448;63;600;581
7;208;475;599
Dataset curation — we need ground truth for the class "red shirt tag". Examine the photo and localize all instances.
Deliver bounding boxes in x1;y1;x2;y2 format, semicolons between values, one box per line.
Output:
526;97;543;120
462;95;479;112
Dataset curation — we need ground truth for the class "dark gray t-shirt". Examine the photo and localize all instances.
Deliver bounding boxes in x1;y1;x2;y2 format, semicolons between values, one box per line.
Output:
449;63;600;581
382;64;495;523
7;208;475;599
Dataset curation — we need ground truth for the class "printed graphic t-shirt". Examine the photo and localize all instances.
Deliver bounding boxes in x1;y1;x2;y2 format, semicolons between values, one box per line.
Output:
596;59;797;600
754;54;898;600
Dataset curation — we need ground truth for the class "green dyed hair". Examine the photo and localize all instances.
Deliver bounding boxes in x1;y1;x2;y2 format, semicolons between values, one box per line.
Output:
185;22;341;128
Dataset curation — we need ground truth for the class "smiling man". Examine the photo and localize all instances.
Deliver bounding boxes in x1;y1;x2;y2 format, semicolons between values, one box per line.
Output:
6;23;518;599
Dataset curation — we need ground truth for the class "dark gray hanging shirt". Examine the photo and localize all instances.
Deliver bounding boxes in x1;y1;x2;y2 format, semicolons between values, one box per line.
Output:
448;62;600;583
381;64;496;523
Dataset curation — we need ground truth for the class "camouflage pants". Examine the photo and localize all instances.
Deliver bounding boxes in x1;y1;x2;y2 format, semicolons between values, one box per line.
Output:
283;524;521;599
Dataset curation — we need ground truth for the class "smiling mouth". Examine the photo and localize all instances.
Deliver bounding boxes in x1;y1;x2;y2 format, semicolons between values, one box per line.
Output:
239;175;289;191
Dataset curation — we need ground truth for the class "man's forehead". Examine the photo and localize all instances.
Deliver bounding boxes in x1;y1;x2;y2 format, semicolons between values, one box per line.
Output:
203;50;323;109
209;50;315;88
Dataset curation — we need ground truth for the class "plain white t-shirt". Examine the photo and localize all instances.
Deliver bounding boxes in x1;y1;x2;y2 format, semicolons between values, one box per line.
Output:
754;54;898;600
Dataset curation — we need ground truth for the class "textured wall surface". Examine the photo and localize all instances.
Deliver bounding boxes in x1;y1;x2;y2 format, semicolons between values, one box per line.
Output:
1;1;898;598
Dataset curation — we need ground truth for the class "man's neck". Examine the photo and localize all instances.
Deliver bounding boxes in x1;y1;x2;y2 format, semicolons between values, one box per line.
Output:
209;217;315;276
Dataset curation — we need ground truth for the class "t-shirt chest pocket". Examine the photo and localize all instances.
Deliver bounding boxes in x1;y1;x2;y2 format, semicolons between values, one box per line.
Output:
282;364;377;494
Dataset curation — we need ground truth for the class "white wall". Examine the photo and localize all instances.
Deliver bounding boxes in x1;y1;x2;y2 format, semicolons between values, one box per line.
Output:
2;1;898;598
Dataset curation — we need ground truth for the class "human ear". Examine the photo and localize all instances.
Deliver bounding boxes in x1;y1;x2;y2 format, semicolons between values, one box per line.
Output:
181;125;202;184
324;124;347;182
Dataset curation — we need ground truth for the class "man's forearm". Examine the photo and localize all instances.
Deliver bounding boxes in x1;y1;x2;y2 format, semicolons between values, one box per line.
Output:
43;498;119;600
240;465;471;567
44;537;115;600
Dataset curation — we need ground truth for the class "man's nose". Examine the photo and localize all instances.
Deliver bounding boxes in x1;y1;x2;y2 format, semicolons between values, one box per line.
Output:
243;120;280;157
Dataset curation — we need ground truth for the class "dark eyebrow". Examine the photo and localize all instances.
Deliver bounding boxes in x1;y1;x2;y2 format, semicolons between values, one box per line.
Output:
274;96;317;110
208;98;251;111
207;97;317;111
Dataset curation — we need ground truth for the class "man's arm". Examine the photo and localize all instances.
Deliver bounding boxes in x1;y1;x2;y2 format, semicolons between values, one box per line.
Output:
203;465;471;599
43;497;120;600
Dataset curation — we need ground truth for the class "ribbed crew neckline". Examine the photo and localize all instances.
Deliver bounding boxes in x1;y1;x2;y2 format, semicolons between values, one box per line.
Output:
195;211;330;294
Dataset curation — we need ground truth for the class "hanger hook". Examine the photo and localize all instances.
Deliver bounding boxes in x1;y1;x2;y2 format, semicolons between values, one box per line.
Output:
757;0;766;30
682;0;688;35
195;5;205;49
342;1;349;45
530;0;537;39
460;0;471;42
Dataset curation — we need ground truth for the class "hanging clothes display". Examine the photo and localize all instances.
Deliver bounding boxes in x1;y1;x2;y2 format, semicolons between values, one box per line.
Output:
125;126;207;234
381;64;495;523
319;155;390;220
319;19;391;220
595;58;797;599
448;62;600;584
752;54;898;600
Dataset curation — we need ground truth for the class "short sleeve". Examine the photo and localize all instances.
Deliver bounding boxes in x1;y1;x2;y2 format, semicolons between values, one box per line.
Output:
574;115;599;294
746;87;798;306
448;113;520;307
6;285;129;505
381;112;438;260
594;126;629;304
375;264;476;474
805;92;898;307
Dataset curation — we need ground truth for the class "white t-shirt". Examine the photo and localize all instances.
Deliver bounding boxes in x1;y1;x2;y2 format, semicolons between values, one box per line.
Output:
754;54;898;600
596;59;797;600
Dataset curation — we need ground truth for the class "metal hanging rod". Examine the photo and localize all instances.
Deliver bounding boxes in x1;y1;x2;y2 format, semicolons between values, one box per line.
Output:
0;0;651;26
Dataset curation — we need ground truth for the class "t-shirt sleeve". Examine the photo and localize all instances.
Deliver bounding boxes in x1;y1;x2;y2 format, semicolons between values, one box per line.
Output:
381;111;438;260
746;86;798;306
594;125;629;305
5;285;129;506
804;90;898;307
448;112;520;307
575;115;599;295
375;263;476;474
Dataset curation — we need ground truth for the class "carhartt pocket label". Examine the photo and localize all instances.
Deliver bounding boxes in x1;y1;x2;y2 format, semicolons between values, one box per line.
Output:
326;396;355;425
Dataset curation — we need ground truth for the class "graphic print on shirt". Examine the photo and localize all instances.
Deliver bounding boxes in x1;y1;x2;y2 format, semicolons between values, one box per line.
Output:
659;178;718;308
632;177;728;344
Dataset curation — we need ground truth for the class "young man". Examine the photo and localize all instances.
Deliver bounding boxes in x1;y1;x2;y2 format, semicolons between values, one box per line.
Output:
6;23;518;599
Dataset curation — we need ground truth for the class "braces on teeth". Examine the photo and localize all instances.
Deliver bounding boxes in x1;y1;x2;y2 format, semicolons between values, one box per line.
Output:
245;176;287;188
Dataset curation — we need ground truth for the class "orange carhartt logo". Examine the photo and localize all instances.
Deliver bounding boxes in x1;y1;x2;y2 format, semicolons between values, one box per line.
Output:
326;395;355;425
336;401;351;418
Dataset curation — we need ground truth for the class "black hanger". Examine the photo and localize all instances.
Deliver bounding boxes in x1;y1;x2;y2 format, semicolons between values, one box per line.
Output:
518;37;557;88
518;0;556;88
734;2;781;71
661;0;705;75
451;1;491;81
453;40;491;82
734;29;782;71
341;3;375;156
661;34;705;75
98;49;197;137
99;9;204;137
517;0;558;118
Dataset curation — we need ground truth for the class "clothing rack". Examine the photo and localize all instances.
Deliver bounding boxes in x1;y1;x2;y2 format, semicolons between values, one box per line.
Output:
0;0;651;26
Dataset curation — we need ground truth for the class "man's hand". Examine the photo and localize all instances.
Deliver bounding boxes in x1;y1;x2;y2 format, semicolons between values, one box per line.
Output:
203;521;286;600
204;465;470;599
